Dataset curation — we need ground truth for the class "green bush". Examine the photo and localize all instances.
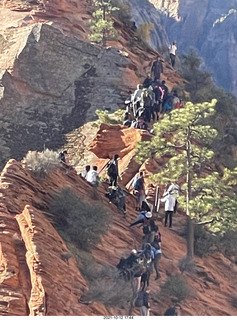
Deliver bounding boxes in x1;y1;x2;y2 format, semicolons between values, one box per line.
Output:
23;149;59;178
96;109;124;125
161;275;190;302
49;188;110;251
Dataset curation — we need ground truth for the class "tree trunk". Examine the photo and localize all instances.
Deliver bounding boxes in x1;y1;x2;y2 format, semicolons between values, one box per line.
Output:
186;126;194;259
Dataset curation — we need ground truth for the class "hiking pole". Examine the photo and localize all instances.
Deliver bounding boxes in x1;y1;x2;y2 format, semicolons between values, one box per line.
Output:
154;186;159;212
98;159;110;175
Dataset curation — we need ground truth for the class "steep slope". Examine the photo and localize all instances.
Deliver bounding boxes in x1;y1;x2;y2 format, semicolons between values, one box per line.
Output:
0;0;185;170
1;125;237;316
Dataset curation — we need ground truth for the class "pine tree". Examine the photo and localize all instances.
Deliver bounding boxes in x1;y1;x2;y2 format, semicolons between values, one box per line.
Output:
89;0;118;47
136;100;237;259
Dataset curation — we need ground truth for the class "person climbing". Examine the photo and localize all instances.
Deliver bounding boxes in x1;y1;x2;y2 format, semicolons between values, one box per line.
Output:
59;150;68;164
137;243;154;268
80;165;90;179
133;171;146;211
132;84;143;117
86;165;100;186
164;304;181;316
151;56;163;81
160;191;176;228
169;41;177;68
130;211;152;227
151;238;162;280
160;80;169;112
131;21;137;32
143;73;153;89
140;266;151;291
106;154;119;187
135;288;150;316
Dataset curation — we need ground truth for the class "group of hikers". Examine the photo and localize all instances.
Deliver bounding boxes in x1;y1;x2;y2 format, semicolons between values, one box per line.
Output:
58;47;181;315
123;55;181;131
74;151;180;316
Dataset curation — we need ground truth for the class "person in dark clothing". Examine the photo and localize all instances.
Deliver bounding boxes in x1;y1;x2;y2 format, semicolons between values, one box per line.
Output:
140;266;150;291
151;57;163;81
143;74;153;89
139;289;150;316
131;21;137;32
164;305;181;316
123;111;132;127
107;154;119;187
151;238;162;279
59;150;68;163
134;171;146;211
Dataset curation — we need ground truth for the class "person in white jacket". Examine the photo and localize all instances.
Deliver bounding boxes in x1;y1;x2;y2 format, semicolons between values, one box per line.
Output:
160;191;176;228
169;41;177;68
86;165;99;186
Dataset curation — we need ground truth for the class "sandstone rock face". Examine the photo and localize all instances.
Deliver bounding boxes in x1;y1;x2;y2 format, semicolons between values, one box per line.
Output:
1;140;237;315
145;0;237;96
0;20;130;168
127;0;170;50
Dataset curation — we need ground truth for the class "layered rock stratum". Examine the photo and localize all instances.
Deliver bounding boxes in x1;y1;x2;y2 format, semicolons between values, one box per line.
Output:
0;125;237;316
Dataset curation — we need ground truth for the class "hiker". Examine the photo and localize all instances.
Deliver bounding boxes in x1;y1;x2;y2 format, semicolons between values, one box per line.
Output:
164;305;181;316
164;181;180;197
131;21;137;32
143;73;153;89
142;217;157;245
125;90;134;114
135;289;150;316
140;89;152;122
133;171;146;211
140;266;151;291
160;191;176;228
123;111;133;127
132;84;143;117
151;57;163;81
80;165;90;179
106;185;127;215
86;165;100;186
151;238;162;280
169;41;177;68
172;90;181;109
130;211;152;227
106;154;119;187
59;150;68;164
160;80;169;112
137;243;154;268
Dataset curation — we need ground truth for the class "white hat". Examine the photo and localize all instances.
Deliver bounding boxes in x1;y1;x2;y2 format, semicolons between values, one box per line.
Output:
145;211;152;218
131;249;137;255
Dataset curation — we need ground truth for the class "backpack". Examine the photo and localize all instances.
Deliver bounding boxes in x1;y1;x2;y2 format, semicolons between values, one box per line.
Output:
134;177;142;191
135;291;144;307
107;161;116;176
143;225;151;235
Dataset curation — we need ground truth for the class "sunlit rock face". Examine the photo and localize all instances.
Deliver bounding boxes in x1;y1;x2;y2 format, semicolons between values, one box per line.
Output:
132;0;237;96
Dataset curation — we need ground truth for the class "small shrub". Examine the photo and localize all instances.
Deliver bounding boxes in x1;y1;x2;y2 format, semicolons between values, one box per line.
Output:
161;275;190;302
49;188;110;251
96;109;124;125
23;149;59;178
85;270;133;307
